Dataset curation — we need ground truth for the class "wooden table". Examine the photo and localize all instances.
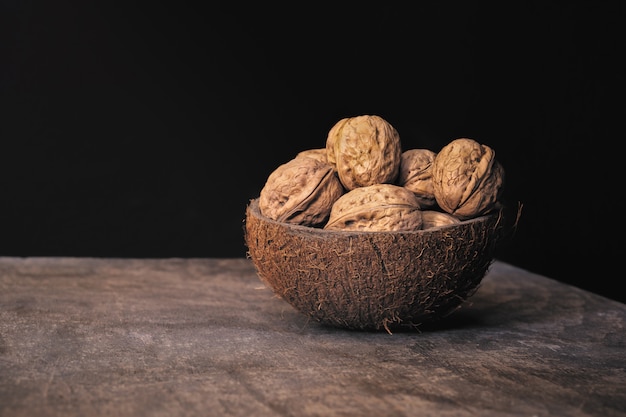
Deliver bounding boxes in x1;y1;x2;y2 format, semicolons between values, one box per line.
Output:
1;257;624;417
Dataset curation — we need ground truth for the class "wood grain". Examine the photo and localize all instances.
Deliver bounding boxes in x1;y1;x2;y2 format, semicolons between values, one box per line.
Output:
0;257;624;417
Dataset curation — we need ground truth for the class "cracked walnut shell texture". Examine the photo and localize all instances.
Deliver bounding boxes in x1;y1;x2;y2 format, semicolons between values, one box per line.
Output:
432;138;505;220
326;115;402;191
259;156;345;227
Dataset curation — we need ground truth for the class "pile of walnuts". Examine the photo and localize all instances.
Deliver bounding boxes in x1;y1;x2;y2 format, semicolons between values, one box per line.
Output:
258;114;505;232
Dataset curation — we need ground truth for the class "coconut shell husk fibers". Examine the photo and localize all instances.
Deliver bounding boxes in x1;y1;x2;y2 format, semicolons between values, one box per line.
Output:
244;198;505;333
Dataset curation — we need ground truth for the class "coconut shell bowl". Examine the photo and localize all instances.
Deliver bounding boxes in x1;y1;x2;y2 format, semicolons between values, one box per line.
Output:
244;198;508;333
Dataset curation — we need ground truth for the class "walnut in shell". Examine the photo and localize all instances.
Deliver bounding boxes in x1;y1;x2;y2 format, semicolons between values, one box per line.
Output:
259;156;344;227
295;148;328;163
324;183;423;232
432;138;505;220
325;115;402;191
397;148;437;209
421;210;461;229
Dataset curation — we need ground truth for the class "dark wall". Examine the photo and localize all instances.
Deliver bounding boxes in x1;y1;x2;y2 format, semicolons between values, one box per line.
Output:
2;2;624;303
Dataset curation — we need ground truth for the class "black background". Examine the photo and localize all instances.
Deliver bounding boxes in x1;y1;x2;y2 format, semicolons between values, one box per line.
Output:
2;2;624;303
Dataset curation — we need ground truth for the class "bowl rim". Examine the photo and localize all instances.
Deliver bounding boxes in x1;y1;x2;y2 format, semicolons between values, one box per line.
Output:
246;197;500;236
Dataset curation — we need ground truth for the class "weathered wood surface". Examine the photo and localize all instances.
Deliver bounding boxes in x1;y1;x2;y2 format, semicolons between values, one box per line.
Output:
0;257;624;417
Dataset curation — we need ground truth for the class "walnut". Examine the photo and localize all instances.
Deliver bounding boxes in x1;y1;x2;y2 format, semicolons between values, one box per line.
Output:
432;138;505;220
396;148;437;209
295;148;328;163
325;115;402;191
259;156;344;227
324;184;423;232
421;210;461;229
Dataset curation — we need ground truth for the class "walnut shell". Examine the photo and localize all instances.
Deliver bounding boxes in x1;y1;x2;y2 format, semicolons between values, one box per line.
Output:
397;148;437;209
295;148;328;163
421;210;461;229
432;138;505;220
325;115;402;191
259;156;344;227
324;183;423;232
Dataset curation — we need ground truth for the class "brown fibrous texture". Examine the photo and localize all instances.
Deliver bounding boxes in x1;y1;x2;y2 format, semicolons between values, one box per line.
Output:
245;198;504;332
